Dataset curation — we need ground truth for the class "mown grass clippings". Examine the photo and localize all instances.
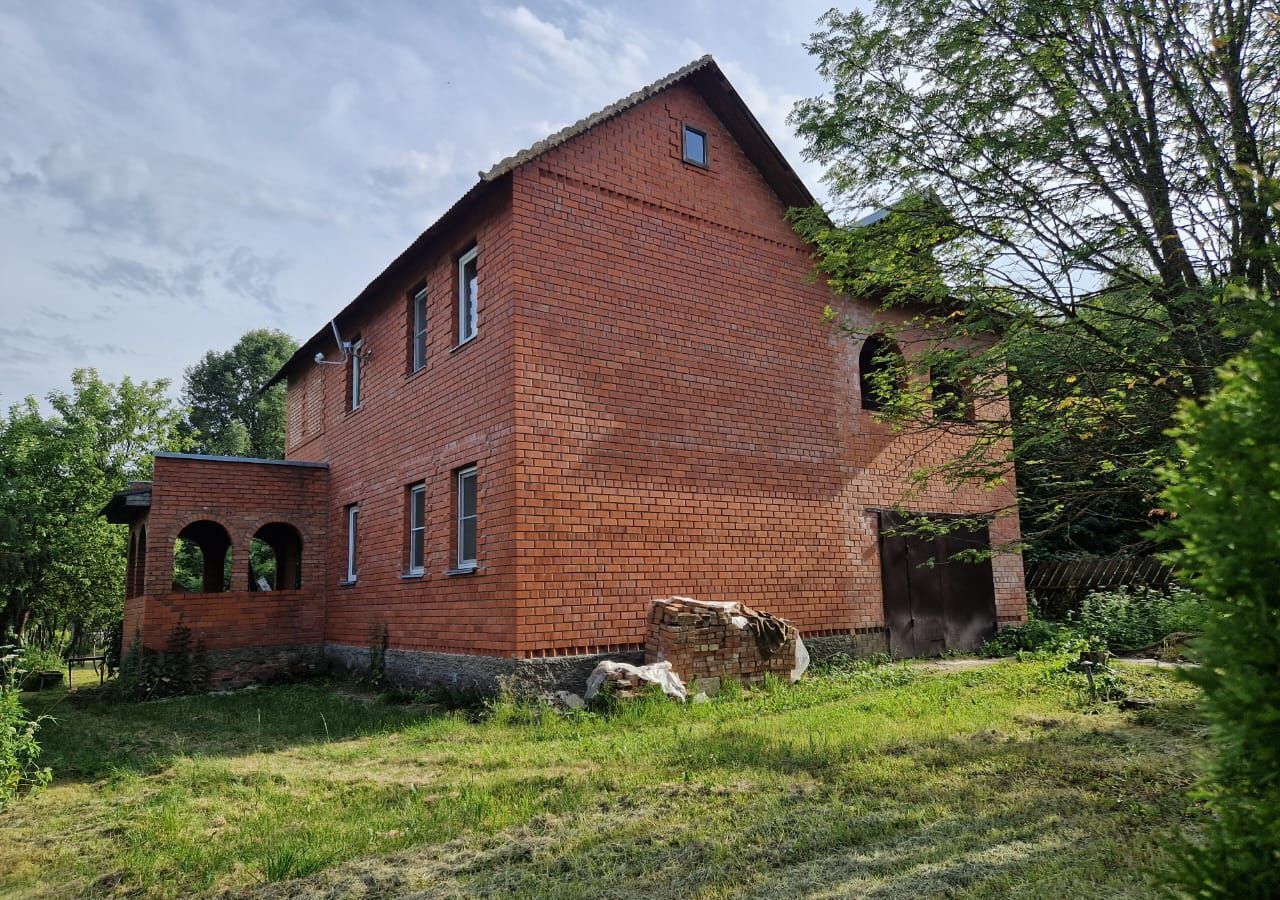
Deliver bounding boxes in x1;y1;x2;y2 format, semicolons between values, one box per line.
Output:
0;660;1204;898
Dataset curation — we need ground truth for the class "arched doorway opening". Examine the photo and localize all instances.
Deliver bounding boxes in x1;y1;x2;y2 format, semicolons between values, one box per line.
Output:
172;520;232;593
249;522;303;591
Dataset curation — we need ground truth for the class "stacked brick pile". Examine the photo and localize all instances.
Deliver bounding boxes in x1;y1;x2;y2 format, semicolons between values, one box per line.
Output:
645;597;800;694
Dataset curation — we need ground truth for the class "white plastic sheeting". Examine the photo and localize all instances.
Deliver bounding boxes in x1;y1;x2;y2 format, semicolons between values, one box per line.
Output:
791;637;810;682
583;659;688;702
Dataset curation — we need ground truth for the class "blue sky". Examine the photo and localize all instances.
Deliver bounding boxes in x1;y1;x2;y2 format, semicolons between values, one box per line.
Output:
0;1;845;405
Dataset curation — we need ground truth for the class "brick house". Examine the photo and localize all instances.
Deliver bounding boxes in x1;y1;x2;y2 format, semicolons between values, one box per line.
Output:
104;57;1026;691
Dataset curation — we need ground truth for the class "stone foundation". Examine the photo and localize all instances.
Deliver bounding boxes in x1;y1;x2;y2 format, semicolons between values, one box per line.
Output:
324;644;643;695
802;629;890;664
122;642;325;691
124;629;892;698
204;645;324;689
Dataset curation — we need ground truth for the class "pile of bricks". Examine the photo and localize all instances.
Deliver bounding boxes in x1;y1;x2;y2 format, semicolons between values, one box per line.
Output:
645;597;799;694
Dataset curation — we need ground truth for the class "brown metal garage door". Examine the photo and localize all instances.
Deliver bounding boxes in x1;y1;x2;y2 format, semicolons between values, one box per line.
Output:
878;511;998;657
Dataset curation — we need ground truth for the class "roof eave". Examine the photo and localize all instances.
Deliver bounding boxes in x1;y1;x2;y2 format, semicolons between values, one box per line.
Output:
99;486;152;524
687;65;816;210
264;55;821;389
264;176;504;390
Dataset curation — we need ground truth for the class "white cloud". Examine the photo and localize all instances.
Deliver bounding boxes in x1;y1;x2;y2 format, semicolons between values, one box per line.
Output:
489;4;652;104
53;255;206;300
0;0;841;405
368;147;460;199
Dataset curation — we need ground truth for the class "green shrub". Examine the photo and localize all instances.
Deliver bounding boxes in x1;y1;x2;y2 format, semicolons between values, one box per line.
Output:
988;585;1206;659
809;652;918;689
20;645;64;674
1159;312;1280;897
1073;585;1205;652
0;688;51;810
981;617;1080;657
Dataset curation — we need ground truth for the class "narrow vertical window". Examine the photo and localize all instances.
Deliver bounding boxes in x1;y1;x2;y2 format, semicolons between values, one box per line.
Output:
350;337;363;410
455;465;477;570
407;483;426;574
345;504;359;582
859;334;904;412
457;245;478;344
411;288;428;372
931;363;975;423
682;125;708;167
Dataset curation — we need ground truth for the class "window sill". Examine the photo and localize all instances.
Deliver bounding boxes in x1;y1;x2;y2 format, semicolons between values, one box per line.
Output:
401;571;425;581
450;334;479;354
338;579;357;587
446;564;478;577
682;158;710;172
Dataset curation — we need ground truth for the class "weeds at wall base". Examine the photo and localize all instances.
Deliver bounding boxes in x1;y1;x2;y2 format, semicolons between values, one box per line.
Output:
360;623;389;690
107;625;209;702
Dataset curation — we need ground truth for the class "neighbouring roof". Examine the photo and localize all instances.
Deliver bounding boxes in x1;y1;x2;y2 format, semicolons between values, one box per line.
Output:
265;55;818;389
852;208;891;228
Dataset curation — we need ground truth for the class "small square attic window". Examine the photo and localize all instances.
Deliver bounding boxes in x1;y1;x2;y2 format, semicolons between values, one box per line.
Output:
682;125;708;167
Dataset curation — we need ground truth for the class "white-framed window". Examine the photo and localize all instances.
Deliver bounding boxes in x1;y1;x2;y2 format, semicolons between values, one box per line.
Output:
457;245;478;345
682;124;708;167
407;483;426;575
350;337;364;410
411;288;428;372
344;503;359;582
456;465;477;569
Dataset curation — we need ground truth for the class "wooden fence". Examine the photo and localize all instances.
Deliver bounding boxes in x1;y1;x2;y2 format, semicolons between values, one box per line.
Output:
1025;556;1175;619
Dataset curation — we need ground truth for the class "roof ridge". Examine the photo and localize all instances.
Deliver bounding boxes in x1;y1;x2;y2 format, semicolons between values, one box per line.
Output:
264;52;817;390
478;54;715;182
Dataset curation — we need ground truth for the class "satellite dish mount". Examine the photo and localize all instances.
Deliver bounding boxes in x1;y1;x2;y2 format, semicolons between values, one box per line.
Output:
314;320;368;366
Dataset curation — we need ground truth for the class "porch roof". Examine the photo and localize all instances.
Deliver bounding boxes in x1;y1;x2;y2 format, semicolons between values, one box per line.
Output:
99;484;151;524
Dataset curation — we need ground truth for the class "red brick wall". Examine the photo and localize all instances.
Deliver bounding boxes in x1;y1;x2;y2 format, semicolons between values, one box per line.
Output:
141;456;328;597
128;455;328;653
507;83;1025;656
122;594;145;649
285;186;521;656
134;590;323;652
263;79;1026;665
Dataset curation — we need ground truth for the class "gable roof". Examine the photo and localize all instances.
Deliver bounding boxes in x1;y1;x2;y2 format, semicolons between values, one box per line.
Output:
266;55;817;389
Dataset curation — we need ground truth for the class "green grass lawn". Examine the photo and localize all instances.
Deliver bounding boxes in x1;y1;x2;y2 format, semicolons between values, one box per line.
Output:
0;660;1205;898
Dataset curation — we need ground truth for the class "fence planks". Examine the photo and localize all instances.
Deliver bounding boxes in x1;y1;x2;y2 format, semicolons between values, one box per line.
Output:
1026;556;1175;619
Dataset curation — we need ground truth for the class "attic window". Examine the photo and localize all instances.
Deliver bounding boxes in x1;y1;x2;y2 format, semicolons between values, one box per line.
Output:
682;125;708;168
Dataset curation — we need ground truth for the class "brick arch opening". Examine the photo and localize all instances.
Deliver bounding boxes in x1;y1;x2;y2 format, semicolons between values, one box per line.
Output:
126;525;148;599
859;333;905;412
173;519;233;593
249;521;303;591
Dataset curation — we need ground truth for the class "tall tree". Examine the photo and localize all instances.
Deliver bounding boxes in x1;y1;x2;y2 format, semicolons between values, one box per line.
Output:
790;0;1279;556
184;329;297;459
0;370;189;643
